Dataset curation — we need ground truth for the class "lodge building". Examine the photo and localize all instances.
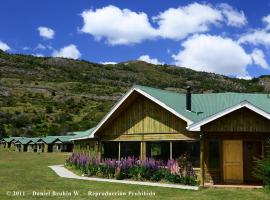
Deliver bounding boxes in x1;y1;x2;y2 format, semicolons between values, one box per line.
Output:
73;85;270;186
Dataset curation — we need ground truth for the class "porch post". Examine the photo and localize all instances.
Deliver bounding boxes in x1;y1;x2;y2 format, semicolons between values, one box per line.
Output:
200;134;205;186
170;141;173;160
118;142;121;161
97;140;102;161
140;141;146;160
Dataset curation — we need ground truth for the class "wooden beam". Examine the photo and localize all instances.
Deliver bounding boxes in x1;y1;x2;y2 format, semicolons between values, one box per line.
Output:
170;141;173;160
118;141;121;161
140;141;146;160
97;140;102;161
200;134;205;186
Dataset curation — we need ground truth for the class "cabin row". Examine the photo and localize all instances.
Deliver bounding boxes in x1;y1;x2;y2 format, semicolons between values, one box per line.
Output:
71;85;270;186
0;131;88;153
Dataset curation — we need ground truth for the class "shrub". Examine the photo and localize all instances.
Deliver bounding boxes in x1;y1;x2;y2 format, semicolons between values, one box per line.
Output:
150;168;165;182
254;139;270;188
87;156;100;176
65;153;197;185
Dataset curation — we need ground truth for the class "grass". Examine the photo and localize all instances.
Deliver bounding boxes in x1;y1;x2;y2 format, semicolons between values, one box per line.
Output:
0;149;269;200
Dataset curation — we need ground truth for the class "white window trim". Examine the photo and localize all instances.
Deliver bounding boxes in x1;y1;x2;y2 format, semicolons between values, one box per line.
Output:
187;101;270;131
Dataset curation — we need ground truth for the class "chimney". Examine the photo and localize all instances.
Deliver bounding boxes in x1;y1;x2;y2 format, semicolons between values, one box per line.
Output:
186;86;192;111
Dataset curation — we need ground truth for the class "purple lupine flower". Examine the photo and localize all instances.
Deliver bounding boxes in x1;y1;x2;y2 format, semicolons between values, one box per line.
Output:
167;159;180;175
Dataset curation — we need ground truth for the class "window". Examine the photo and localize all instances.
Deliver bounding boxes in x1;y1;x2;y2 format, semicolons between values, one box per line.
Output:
208;140;220;169
146;142;170;161
120;142;140;158
102;142;119;159
172;141;200;167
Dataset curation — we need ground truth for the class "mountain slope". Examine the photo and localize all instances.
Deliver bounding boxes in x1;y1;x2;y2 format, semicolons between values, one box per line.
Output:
0;50;269;137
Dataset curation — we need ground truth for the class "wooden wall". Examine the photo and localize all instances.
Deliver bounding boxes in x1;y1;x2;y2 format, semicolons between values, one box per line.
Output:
204;133;270;184
96;95;198;141
73;139;99;157
201;107;270;184
202;107;270;132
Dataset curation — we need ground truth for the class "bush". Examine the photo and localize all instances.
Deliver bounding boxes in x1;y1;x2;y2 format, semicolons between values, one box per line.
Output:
150;168;165;182
254;139;270;187
65;153;198;185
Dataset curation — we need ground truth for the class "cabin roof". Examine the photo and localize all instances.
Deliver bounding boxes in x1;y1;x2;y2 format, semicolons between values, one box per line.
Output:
16;137;32;145
70;128;96;140
136;85;270;123
38;136;60;144
3;137;22;142
77;85;270;139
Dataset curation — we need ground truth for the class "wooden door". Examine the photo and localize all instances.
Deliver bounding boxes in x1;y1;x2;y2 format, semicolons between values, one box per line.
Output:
223;140;243;183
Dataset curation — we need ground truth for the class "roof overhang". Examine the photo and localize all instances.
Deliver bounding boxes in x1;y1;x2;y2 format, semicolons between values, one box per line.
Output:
75;86;193;140
187;101;270;131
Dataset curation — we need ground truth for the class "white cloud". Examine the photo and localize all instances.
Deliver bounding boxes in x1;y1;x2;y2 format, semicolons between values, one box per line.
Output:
251;48;269;69
238;29;270;47
219;3;247;27
138;54;164;65
262;14;270;30
0;41;11;51
80;5;157;45
101;61;117;65
37;26;55;39
236;75;253;80
23;46;30;50
172;34;252;76
52;44;81;59
154;3;223;40
79;3;248;45
238;15;270;47
35;43;47;50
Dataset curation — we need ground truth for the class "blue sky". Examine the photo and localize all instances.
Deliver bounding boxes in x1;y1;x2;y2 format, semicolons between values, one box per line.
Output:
1;0;270;79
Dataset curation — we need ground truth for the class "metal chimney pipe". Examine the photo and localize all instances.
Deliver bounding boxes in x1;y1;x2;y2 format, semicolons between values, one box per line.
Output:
186;86;192;111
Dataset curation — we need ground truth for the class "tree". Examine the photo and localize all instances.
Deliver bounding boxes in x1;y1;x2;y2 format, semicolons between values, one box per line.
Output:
254;139;270;188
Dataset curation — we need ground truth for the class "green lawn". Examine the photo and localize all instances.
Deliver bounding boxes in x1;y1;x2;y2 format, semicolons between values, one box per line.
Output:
0;149;269;200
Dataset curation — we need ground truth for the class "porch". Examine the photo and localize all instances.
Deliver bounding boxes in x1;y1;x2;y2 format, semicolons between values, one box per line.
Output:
101;140;199;163
202;132;267;186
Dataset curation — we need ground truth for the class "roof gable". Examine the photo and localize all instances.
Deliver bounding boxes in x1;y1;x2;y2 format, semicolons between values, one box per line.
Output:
187;101;270;131
86;86;193;139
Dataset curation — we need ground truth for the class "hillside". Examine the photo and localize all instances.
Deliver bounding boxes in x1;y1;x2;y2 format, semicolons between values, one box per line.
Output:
0;50;269;137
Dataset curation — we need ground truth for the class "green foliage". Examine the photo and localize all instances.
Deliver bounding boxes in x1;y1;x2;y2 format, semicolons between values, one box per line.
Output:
0;50;269;136
45;105;53;113
254;139;270;188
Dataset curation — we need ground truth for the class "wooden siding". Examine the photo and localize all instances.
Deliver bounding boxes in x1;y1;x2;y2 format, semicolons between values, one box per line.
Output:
97;95;197;141
73;139;99;156
202;107;270;132
203;132;270;184
100;133;198;141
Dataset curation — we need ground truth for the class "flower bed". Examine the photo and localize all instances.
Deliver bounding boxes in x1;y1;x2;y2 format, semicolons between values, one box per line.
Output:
65;153;197;186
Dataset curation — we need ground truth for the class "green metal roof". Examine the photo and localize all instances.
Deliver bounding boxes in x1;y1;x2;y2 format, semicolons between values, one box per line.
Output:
71;127;96;139
16;137;32;145
2;138;11;142
57;136;73;143
135;85;270;123
29;138;40;143
38;135;75;144
3;137;22;143
38;136;60;144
